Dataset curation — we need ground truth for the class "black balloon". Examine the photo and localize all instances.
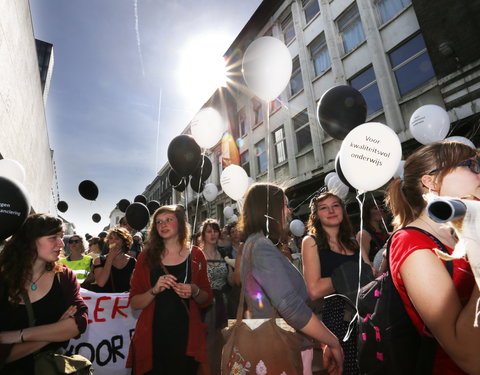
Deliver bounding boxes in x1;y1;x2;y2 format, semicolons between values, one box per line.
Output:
190;175;205;193
191;155;212;183
118;199;130;213
78;180;99;201
125;202;150;230
147;200;161;215
317;85;367;140
168;169;188;192
335;154;355;191
134;194;147;205
92;213;101;223
57;201;68;213
0;176;30;241
167;135;202;177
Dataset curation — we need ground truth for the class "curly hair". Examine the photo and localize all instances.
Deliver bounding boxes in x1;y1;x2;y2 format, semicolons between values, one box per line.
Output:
306;192;358;253
0;214;63;305
385;141;478;229
144;205;190;269
107;227;133;252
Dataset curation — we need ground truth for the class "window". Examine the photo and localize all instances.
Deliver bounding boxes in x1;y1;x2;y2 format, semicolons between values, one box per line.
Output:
337;4;365;54
349;66;383;115
241;150;250;176
273;126;287;164
310;34;331;76
377;0;411;24
290;57;303;96
281;12;295;44
302;0;320;24
270;97;282;114
252;98;263;125
293;109;312;152
255;139;267;174
389;33;435;96
238;108;247;137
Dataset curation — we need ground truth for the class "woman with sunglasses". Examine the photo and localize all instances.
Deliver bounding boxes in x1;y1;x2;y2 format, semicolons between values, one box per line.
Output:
385;141;480;374
127;205;213;375
60;235;92;283
0;214;88;374
91;227;136;292
239;183;344;375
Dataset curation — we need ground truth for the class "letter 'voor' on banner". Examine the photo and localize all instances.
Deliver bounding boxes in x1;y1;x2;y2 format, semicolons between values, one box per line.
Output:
339;122;402;193
64;289;140;375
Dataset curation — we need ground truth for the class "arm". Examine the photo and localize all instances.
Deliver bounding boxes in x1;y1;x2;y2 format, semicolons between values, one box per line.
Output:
130;273;177;311
233;244;243;286
401;250;480;374
301;236;335;300
356;230;373;267
92;250;118;287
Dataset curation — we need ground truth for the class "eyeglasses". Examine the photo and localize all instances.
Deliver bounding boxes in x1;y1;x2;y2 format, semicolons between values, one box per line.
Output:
69;239;81;244
429;156;480;175
155;217;175;226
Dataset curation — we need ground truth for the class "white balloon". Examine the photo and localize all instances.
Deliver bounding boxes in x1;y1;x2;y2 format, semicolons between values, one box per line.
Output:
409;104;450;145
202;183;218;202
326;174;340;191
247;177;255;187
324;172;337;187
223;206;234;219
228;214;239;223
289;219;305;237
190;107;225;149
443;136;475;149
242;37;292;101
393;160;405;179
0;159;26;184
328;176;349;200
220;165;249;201
339;122;402;193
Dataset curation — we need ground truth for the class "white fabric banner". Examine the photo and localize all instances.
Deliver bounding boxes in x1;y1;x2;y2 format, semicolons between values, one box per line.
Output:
65;289;140;375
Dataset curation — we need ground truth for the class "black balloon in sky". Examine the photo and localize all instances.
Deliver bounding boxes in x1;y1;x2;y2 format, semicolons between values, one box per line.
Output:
92;213;101;223
78;180;99;201
317;85;367;140
0;176;30;241
146;200;161;215
134;194;147;205
191;155;212;183
57;201;68;213
125;202;150;231
118;199;130;213
167;135;202;177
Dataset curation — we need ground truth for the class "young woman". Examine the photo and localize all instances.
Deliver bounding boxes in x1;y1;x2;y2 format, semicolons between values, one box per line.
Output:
302;192;369;375
385;141;480;374
127;205;213;375
91;227;136;292
60;234;92;283
87;236;102;261
199;218;234;375
0;214;88;374
240;183;343;375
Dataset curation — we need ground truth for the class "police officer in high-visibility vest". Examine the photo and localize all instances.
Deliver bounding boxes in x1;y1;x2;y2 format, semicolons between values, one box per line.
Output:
60;234;92;282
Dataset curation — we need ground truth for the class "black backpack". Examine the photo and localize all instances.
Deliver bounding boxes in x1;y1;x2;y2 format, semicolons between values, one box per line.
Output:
357;226;453;375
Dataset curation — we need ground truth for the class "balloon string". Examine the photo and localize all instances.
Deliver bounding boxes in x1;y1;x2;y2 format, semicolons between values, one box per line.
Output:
370;192;389;234
265;102;271;239
191;153;206;240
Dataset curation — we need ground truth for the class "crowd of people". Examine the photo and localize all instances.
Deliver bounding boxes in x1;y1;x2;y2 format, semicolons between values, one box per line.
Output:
0;141;479;374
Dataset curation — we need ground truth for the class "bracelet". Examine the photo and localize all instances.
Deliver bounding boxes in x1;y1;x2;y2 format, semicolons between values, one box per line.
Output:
19;329;24;343
192;286;201;298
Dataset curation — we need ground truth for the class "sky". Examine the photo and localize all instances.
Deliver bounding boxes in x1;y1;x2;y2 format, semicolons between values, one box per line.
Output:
29;0;262;237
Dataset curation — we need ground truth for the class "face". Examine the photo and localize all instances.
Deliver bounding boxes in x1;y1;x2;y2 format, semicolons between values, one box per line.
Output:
316;196;343;227
230;226;241;243
221;226;229;238
438;160;480;198
107;232;123;249
203;225;219;245
89;241;100;252
369;206;383;222
68;236;83;253
36;231;64;263
155;212;179;239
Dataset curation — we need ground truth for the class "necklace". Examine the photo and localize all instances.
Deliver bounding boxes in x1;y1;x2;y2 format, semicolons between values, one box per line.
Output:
417;216;456;246
31;270;47;291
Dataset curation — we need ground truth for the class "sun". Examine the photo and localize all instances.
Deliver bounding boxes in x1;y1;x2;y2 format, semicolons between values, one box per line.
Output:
177;33;230;108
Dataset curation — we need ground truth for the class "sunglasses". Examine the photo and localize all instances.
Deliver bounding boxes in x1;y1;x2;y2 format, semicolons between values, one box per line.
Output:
429;156;480;175
69;239;81;244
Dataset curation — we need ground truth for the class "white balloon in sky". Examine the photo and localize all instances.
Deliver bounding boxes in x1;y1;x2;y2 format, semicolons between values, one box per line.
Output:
223;206;234;219
242;37;292;101
190;107;225;149
409;105;450;145
221;165;249;201
0;159;26;184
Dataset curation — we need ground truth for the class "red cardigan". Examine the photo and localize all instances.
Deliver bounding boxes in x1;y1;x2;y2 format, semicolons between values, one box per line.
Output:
126;246;213;375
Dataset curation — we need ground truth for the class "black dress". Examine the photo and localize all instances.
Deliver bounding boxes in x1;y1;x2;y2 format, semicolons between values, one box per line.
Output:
147;256;198;375
0;276;66;374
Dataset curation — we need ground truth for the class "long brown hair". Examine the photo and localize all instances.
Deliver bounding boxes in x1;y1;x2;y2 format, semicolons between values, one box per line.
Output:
385;141;478;229
0;214;63;305
144;205;190;268
238;183;287;246
307;192;358;253
200;218;220;243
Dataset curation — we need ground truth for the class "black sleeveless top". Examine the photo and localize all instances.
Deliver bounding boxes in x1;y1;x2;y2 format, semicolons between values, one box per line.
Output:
311;235;357;277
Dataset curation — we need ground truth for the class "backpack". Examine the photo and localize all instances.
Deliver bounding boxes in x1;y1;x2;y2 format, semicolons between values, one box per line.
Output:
356;226;453;375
